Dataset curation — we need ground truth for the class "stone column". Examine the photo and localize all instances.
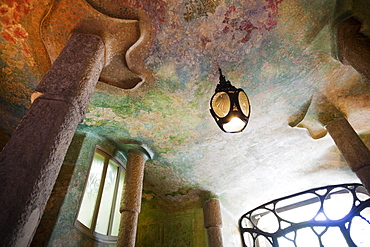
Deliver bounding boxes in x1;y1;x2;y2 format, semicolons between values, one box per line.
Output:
0;33;105;247
326;117;370;191
117;149;149;247
337;17;370;82
203;198;223;247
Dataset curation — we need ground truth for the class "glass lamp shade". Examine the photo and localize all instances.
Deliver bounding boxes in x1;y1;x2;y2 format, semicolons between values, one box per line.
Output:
210;89;250;133
223;116;246;133
211;92;231;118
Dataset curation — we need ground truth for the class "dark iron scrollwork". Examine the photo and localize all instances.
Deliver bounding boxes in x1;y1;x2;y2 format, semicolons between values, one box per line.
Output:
239;183;370;247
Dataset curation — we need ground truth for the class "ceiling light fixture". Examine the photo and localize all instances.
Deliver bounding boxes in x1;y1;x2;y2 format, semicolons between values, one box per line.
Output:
210;68;250;133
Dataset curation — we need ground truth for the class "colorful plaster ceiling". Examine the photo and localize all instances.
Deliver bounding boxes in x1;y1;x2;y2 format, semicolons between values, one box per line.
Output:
1;0;370;241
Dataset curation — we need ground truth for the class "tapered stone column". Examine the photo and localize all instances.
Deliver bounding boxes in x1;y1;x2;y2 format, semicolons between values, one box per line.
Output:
203;198;223;247
0;33;105;247
326;117;370;191
117;149;149;247
337;17;370;82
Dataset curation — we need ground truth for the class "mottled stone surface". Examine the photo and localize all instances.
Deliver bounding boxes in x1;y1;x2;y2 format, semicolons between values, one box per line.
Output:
118;151;147;247
337;17;370;82
356;166;370;194
30;165;75;247
34;33;105;119
203;199;223;247
203;198;222;228
0;128;10;151
0;33;104;246
120;151;147;213
117;211;139;247
326;117;370;191
207;227;223;247
30;133;84;247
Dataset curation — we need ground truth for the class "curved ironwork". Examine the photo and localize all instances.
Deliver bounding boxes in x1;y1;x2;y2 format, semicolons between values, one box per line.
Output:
239;183;370;247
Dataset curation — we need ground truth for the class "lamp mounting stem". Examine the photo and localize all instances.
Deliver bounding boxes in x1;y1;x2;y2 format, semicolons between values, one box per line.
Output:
216;68;237;92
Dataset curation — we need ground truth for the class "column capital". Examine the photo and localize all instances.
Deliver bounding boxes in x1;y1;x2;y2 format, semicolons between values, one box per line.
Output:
107;138;154;161
127;145;153;161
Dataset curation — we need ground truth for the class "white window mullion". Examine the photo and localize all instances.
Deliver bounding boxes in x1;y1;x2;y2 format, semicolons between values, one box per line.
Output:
91;153;109;235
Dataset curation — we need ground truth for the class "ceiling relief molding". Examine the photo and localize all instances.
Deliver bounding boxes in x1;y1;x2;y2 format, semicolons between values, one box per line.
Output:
40;0;154;90
288;95;345;139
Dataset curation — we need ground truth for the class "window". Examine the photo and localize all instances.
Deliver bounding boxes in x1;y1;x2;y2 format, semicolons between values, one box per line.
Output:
75;147;125;243
239;183;370;247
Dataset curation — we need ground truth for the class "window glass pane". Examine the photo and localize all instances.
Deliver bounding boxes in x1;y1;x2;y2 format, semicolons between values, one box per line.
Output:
350;214;370;246
77;152;105;228
255;235;273;247
277;236;295;247
95;160;118;235
321;227;348;247
295;227;320;247
276;193;321;223
111;169;125;236
323;188;353;220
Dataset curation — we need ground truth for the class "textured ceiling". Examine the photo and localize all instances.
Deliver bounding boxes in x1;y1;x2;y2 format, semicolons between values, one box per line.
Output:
1;0;370;244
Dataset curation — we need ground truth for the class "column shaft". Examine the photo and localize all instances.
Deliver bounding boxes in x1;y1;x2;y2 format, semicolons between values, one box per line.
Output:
203;198;223;247
337;17;370;82
117;150;147;247
326;117;370;191
0;33;105;246
207;227;223;247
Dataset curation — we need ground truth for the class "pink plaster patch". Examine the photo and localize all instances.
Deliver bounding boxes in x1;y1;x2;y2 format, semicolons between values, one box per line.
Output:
221;0;283;43
263;0;283;31
0;0;34;66
13;26;28;39
200;35;211;48
1;30;16;44
0;5;9;15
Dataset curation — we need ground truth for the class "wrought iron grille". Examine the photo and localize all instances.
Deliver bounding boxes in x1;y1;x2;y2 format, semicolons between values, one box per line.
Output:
239;183;370;247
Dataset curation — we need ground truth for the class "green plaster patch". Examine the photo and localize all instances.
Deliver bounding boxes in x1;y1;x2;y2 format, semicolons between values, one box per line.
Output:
137;195;207;247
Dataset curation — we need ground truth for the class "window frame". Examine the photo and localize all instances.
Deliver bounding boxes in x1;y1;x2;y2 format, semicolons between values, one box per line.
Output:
75;146;126;244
